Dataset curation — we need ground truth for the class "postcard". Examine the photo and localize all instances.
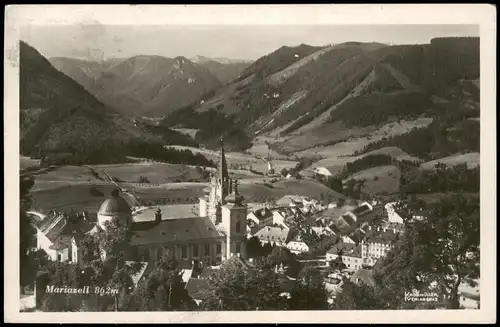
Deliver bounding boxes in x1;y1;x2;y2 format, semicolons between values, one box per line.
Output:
4;4;496;324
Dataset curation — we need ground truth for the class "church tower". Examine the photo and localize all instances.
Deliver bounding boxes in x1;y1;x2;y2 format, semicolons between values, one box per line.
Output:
200;136;232;224
218;136;230;200
221;180;247;260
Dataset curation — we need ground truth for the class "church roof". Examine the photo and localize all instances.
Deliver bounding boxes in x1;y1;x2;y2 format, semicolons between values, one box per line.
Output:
130;216;224;246
98;190;132;216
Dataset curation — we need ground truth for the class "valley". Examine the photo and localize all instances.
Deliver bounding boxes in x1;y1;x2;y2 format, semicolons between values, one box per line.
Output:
20;36;480;217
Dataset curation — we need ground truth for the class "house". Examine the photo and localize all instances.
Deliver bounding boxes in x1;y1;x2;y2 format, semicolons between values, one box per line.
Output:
254;225;295;247
312;166;333;177
324;274;344;295
360;228;399;265
247;207;274;226
385;202;404;224
286;234;310;254
326;242;363;271
311;226;335;237
412;209;429;221
350;269;375;287
35;211;97;264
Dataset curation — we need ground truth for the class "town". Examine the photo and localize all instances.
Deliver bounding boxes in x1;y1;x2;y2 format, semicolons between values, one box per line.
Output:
21;138;480;311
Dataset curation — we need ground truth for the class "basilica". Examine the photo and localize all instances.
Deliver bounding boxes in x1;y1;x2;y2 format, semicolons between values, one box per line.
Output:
35;137;248;269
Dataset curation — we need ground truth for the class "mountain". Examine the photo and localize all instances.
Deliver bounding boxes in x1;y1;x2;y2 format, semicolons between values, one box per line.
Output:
49;57;126;92
191;56;252;85
87;55;222;117
20;42;139;157
20;42;201;165
162;38;479;158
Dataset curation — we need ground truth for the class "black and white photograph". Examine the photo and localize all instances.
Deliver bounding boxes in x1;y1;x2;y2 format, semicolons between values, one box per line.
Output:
4;4;496;324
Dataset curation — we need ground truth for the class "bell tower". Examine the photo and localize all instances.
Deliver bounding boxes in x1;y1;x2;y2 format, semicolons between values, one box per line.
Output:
222;180;247;260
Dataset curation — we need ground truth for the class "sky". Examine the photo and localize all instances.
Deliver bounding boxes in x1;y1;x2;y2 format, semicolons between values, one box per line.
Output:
20;24;479;62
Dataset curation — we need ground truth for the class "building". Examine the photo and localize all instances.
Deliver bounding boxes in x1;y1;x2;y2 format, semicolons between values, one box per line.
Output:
247;207;274;227
360;228;399;266
34;211;97;263
286;234;311;254
326;242;363;271
312;166;333;177
350;269;375;287
385;202;404;224
254;225;295;247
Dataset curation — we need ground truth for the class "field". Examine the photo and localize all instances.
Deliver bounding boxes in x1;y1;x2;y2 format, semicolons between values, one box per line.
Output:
420;152;480;170
169;145;298;174
89;163;205;184
305;146;420;177
343;165;401;195
27;159;337;215
238;178;345;203
294;117;433;158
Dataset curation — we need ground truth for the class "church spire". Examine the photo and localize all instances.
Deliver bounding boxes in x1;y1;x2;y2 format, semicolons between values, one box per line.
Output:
219;135;229;198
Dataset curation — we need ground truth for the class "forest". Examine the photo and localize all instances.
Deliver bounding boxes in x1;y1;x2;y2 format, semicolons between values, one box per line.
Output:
400;162;480;195
39;139;216;167
356;118;479;161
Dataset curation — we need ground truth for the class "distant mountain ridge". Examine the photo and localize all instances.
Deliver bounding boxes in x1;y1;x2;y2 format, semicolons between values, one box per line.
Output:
20;41;201;165
50;54;251;117
162;38;479;155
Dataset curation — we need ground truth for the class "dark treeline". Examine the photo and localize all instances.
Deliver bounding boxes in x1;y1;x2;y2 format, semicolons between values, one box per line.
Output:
400;162;479;195
355;117;479;161
329;91;433;128
161;107;252;151
339;154;419;180
39;139;216;167
138;123;200;148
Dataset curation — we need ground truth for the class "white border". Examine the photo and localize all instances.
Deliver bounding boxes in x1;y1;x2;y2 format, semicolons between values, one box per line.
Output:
4;4;497;324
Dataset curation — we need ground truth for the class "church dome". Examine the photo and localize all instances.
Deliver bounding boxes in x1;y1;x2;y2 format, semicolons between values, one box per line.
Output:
98;189;131;216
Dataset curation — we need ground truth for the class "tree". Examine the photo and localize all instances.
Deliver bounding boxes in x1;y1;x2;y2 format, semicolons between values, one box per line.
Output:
200;265;288;310
20;176;36;289
326;177;343;193
288;267;329;310
125;249;195;311
247;236;263;258
334;280;380;310
280;168;289;177
375;194;480;309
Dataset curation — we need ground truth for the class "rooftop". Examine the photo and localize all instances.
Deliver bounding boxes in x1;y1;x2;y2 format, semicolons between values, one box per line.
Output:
98;191;132;216
133;204;198;222
364;229;399;245
254;225;294;244
351;269;375;287
327;241;357;255
250;207;273;221
130;216;223;246
352;204;372;216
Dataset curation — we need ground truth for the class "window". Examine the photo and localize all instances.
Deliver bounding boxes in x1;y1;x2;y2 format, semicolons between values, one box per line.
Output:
57;254;62;262
235;242;241;254
216;243;222;254
236;221;241;233
193;244;199;257
181;245;187;258
205;244;210;256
